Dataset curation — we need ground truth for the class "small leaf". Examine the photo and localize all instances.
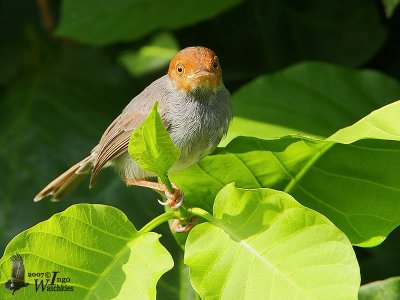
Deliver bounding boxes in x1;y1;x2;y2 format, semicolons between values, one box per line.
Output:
359;277;400;300
128;102;181;179
118;32;179;77
382;0;400;17
0;204;173;299
185;184;360;300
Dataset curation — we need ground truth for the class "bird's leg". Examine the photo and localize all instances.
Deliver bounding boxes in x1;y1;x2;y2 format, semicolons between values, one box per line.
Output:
125;179;184;210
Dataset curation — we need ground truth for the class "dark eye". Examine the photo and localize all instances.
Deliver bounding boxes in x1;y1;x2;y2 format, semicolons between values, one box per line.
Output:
177;64;184;74
212;61;219;69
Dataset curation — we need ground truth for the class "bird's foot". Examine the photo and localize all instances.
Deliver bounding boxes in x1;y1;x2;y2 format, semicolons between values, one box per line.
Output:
172;216;197;233
165;184;184;210
158;183;184;210
125;179;184;210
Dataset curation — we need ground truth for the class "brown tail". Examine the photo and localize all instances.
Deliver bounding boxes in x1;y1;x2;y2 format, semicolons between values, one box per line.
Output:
34;156;93;202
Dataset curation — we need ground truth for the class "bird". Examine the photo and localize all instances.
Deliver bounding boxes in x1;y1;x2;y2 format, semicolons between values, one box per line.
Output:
4;253;29;295
34;46;232;206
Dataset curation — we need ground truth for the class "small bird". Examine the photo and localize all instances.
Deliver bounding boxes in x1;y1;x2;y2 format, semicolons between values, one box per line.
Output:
5;254;29;295
34;46;232;205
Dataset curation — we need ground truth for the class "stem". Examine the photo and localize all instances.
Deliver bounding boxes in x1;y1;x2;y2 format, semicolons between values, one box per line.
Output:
190;207;217;224
159;173;174;194
139;211;175;234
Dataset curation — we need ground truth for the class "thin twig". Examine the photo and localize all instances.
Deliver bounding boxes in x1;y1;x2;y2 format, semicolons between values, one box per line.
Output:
37;0;54;33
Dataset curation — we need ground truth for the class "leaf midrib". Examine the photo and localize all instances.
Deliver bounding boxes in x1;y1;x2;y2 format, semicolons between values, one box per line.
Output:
284;141;334;193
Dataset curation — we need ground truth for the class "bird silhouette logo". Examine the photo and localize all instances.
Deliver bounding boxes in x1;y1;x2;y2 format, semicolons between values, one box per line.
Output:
4;253;29;295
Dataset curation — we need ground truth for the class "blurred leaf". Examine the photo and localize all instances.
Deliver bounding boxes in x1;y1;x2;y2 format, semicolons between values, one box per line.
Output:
359;277;400;300
0;45;20;86
56;0;242;45
118;32;179;77
128;102;181;182
174;100;400;246
177;0;387;82
0;0;40;42
0;44;193;299
330;100;400;143
0;204;174;299
382;0;400;17
185;184;360;300
0;47;159;255
222;62;400;145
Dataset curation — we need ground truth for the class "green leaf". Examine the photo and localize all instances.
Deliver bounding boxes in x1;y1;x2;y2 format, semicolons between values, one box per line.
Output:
118;32;179;78
128;102;181;182
0;204;173;299
329;100;400;143
56;0;242;45
185;0;387;82
223;62;400;145
0;46;180;298
185;184;360;300
382;0;400;17
174;135;400;247
359;277;400;300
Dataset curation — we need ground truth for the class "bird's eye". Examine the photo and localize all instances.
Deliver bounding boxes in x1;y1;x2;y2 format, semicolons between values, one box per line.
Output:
212;61;219;70
176;64;184;74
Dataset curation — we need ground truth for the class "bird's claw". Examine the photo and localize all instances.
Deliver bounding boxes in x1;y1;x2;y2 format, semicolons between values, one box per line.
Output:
163;186;184;210
157;199;169;206
172;216;197;233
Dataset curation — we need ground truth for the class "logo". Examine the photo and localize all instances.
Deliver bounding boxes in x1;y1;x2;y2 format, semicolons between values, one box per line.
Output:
4;253;74;294
30;271;73;292
4;253;29;295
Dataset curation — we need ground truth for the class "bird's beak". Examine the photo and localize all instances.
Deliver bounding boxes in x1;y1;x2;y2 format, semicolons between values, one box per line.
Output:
187;69;220;90
187;70;214;79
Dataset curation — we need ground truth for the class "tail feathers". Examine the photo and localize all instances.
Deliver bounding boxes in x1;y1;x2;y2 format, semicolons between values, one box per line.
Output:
34;156;93;202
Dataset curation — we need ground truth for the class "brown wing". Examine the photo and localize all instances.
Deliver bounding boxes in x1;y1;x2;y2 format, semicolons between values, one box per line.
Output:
89;111;147;187
89;109;170;187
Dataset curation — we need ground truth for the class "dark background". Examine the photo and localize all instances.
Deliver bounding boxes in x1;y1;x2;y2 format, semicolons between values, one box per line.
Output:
1;0;399;295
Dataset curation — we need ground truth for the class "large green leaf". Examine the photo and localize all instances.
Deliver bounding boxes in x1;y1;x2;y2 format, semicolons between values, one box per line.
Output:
0;204;173;299
359;277;400;300
56;0;242;45
223;62;400;145
128;102;181;181
174;135;400;247
185;184;360;300
176;99;400;247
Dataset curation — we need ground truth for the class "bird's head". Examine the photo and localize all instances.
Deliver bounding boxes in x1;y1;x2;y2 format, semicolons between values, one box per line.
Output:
168;46;223;93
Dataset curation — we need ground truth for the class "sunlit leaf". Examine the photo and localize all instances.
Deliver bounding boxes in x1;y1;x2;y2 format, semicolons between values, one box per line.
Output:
329;100;400;143
174;100;400;246
185;184;360;300
0;204;173;299
128;102;181;181
223;62;400;145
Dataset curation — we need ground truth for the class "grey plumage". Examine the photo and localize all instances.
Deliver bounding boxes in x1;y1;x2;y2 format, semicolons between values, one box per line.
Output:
110;75;232;181
34;46;232;202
